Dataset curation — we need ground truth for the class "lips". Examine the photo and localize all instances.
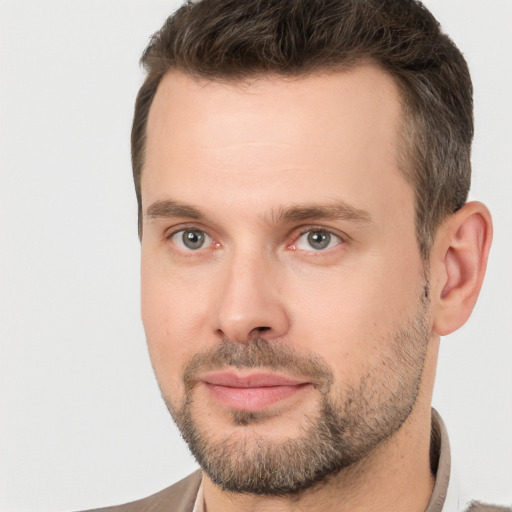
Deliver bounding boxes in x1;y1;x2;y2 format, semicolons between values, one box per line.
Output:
200;371;311;411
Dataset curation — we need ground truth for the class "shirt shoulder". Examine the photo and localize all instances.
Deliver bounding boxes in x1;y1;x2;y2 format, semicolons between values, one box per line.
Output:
79;470;202;512
464;502;512;512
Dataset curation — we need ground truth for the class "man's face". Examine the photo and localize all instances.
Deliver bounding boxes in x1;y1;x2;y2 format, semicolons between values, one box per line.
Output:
140;67;432;493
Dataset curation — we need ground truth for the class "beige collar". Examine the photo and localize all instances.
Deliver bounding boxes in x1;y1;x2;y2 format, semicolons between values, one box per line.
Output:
426;408;458;511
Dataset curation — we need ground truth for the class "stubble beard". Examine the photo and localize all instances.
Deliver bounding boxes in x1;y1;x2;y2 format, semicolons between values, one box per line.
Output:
162;285;431;496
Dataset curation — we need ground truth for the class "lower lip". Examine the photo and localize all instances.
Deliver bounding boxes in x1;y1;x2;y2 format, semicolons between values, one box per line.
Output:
204;383;310;411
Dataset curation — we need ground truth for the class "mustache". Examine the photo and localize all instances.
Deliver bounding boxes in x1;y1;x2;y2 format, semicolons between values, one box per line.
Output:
182;338;334;394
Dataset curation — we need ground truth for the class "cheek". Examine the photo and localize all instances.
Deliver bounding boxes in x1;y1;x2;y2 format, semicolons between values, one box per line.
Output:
140;264;206;397
286;254;424;380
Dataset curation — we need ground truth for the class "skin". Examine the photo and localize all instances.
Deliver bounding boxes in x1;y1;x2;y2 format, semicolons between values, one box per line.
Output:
140;66;492;512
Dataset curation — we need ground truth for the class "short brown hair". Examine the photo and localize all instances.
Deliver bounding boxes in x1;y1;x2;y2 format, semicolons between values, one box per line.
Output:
132;0;473;259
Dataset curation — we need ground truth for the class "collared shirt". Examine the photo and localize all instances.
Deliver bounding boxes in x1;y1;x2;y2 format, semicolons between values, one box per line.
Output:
192;483;204;512
192;408;457;512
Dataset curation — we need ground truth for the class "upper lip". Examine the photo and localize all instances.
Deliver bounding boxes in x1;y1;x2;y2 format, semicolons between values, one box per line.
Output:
200;371;309;388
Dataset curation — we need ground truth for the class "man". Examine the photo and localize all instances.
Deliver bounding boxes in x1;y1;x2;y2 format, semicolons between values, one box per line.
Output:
86;0;505;510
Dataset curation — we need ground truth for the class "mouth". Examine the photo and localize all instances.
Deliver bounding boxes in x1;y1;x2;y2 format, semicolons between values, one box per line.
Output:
200;371;312;412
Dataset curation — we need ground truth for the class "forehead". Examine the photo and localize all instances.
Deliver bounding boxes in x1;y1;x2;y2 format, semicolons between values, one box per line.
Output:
142;66;411;222
145;65;403;153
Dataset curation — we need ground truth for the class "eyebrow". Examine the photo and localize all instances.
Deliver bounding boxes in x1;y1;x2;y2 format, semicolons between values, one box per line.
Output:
145;198;372;225
145;199;205;220
271;202;372;225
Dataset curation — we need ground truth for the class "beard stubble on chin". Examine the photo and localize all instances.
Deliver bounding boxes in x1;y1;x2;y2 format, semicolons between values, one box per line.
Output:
162;283;431;496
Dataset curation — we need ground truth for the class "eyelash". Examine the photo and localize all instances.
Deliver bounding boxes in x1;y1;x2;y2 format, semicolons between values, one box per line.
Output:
165;225;219;252
289;227;345;252
164;225;346;254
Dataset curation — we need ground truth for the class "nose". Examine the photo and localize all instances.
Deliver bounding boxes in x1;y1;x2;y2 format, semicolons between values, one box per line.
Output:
213;249;290;343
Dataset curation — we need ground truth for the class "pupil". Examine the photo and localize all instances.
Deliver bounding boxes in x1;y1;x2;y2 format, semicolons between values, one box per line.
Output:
183;230;204;249
308;231;330;250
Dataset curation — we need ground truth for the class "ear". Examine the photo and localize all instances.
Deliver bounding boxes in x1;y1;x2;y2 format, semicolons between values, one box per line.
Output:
430;201;493;336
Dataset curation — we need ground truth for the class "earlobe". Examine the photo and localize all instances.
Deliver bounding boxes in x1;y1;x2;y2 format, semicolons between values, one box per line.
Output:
431;201;493;336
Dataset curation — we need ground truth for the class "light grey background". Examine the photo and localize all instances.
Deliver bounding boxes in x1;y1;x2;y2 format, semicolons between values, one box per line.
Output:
1;1;511;511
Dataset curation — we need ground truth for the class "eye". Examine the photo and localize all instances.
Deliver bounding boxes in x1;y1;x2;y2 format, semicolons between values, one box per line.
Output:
171;229;213;251
293;229;342;251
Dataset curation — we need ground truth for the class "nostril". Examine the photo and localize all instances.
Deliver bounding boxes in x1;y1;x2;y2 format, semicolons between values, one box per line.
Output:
247;326;271;339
